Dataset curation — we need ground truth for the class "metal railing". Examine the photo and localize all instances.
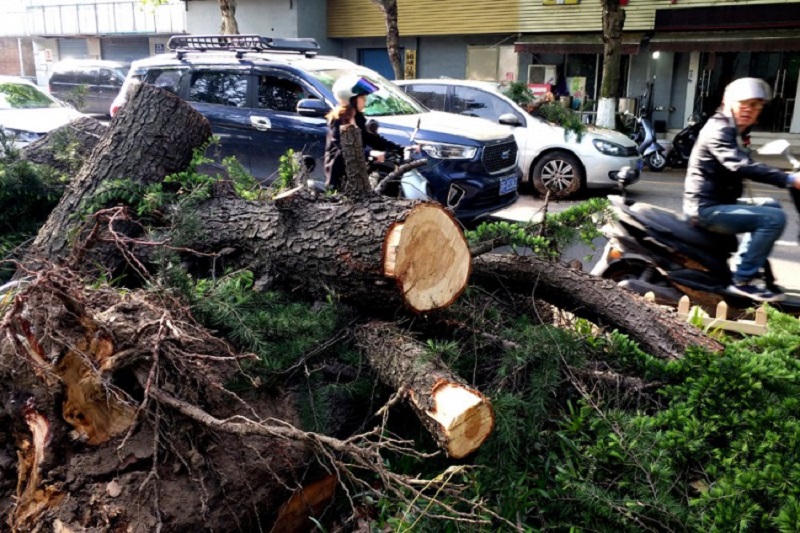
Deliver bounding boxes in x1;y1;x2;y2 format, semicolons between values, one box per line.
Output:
0;1;186;37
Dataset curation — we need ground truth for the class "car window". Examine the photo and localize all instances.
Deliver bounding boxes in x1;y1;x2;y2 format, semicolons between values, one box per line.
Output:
306;68;424;117
78;69;100;85
0;82;60;109
452;86;517;121
187;71;247;107
404;84;445;111
257;75;309;112
99;69;120;86
143;68;188;95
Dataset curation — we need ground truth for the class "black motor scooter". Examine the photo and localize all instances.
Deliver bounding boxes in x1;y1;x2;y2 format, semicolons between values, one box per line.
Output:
650;112;707;172
591;140;800;312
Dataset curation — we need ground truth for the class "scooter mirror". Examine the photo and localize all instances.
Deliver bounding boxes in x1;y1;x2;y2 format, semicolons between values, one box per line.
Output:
757;139;790;156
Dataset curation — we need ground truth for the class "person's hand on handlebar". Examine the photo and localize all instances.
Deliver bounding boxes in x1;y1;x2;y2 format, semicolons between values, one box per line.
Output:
369;150;386;163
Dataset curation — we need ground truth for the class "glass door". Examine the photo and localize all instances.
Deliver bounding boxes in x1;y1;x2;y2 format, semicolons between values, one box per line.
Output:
694;51;800;132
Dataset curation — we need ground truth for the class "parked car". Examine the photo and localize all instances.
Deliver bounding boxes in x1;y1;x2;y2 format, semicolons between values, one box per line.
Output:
0;76;84;146
109;35;521;222
49;59;130;116
395;79;642;199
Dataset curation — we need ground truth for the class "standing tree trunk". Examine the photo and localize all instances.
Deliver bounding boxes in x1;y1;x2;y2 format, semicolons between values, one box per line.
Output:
218;0;239;35
596;0;626;129
371;0;404;80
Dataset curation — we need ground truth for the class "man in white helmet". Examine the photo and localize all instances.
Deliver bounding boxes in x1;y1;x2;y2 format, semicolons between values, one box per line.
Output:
683;77;800;302
323;74;404;190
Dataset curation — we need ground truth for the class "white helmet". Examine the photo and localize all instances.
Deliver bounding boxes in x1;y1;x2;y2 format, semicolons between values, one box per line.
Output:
723;77;772;105
332;75;379;105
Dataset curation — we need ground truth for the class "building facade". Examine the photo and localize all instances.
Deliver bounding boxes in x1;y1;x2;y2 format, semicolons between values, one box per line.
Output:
0;0;185;85
328;0;800;134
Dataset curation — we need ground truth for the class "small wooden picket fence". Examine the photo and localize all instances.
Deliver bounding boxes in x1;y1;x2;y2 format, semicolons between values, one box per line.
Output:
644;292;768;336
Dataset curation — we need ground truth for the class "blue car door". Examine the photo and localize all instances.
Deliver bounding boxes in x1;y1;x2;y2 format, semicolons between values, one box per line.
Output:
184;68;252;173
248;70;328;183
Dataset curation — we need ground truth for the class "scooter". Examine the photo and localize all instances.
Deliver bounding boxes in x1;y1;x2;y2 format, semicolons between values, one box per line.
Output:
627;110;668;172
657;112;707;171
591;140;800;312
366;118;431;201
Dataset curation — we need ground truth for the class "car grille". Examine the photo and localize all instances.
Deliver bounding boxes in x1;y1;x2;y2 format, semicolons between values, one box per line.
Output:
482;140;518;174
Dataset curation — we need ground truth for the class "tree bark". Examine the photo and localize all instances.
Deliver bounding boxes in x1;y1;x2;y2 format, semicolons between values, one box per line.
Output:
27;83;212;263
355;322;494;458
218;0;239;35
181;194;471;313
20;116;106;175
471;254;724;360
597;0;626;129
371;0;404;80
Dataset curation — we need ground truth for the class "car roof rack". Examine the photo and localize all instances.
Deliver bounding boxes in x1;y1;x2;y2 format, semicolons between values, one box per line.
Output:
167;34;320;59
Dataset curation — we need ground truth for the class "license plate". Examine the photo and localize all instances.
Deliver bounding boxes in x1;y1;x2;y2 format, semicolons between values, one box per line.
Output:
499;177;517;195
637;159;644;171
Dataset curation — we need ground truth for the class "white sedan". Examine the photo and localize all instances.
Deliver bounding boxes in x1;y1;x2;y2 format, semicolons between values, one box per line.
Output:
0;76;84;147
396;79;642;199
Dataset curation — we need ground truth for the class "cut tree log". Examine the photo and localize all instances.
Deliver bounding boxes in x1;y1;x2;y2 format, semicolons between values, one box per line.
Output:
28;83;212;263
355;321;494;458
190;193;470;313
471;254;724;360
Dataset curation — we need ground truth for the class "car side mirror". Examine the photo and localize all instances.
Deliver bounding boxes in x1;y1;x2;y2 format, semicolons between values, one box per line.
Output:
498;113;522;127
297;98;330;118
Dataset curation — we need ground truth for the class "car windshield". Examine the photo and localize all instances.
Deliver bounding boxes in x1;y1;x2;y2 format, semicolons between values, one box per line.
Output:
0;82;60;110
307;68;424;116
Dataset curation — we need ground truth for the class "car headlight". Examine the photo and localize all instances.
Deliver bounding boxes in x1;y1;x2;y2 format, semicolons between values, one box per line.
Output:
593;139;626;156
419;142;477;160
2;128;42;144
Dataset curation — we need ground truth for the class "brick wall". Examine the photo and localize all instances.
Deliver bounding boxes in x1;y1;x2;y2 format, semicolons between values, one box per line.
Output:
0;38;35;78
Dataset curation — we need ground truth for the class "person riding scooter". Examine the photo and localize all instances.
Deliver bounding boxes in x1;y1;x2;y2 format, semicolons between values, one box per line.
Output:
683;77;800;302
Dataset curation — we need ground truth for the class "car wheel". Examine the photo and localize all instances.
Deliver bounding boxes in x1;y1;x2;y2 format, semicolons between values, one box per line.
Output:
647;151;667;172
532;151;583;199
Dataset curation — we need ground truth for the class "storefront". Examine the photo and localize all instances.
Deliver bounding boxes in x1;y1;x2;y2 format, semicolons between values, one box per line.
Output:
649;5;800;133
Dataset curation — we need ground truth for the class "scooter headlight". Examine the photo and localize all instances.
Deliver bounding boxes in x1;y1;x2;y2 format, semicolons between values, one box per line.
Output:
593;139;627;156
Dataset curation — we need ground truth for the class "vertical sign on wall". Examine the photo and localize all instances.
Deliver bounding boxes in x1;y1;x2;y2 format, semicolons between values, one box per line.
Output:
404;50;417;80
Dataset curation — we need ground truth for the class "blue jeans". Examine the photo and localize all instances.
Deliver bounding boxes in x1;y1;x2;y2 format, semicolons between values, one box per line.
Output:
696;198;786;283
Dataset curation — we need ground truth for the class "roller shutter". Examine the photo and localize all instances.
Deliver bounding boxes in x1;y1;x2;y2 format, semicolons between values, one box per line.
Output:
57;38;88;59
100;37;150;62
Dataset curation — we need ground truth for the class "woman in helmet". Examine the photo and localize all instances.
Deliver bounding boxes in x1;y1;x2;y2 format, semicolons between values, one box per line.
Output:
323;74;404;190
683;77;800;302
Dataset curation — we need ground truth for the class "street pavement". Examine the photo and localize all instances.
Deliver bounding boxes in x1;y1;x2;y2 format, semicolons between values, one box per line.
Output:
490;168;800;294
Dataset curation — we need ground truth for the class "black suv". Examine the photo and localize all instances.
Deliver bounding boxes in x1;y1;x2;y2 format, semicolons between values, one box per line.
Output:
111;35;520;221
49;59;130;116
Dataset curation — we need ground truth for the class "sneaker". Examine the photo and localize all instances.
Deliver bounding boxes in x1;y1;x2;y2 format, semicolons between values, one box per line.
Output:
727;279;786;303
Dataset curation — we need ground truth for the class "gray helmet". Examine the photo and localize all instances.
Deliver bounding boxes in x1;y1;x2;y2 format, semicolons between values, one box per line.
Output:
723;77;772;104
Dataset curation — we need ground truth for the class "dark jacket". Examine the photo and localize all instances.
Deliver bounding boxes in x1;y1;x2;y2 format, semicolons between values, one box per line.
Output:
324;111;403;190
683;112;791;217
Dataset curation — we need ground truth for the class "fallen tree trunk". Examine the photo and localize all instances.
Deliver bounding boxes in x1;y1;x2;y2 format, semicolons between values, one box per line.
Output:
20;116;106;175
355;321;494;458
28;83;213;263
190;193;470;312
471;254;724;360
